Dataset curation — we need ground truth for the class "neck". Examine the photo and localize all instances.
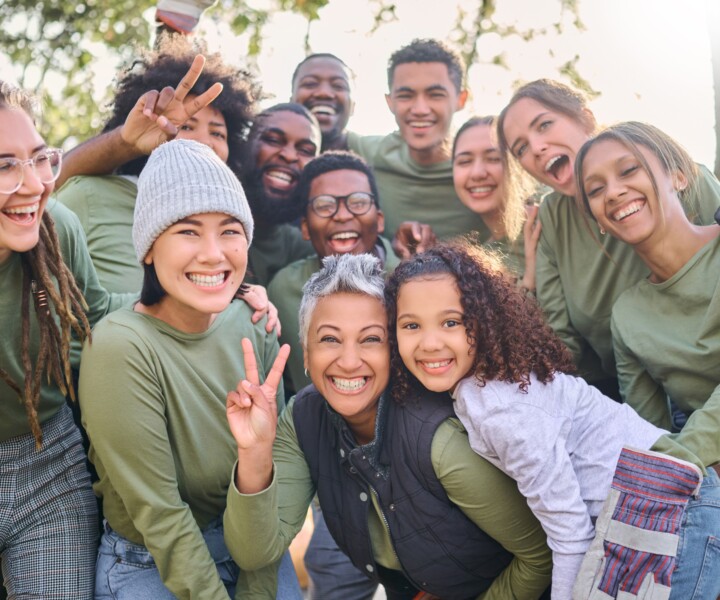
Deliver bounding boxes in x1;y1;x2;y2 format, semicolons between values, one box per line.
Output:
408;137;451;167
135;300;217;333
321;130;348;153
481;210;506;241
636;223;720;283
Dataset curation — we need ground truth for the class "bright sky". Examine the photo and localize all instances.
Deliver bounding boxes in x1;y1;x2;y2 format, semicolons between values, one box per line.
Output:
1;0;716;167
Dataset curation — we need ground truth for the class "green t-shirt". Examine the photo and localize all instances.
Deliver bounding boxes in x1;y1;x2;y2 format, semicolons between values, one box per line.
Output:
611;234;720;470
225;397;551;599
0;200;124;441
79;302;283;599
57;174;142;293
348;131;491;241
246;223;314;287
535;165;720;383
268;238;400;394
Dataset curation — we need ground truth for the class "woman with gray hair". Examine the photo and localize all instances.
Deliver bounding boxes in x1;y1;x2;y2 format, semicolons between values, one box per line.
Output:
224;253;552;600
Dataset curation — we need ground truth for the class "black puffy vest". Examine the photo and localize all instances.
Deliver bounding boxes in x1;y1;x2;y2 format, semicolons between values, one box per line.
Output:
293;386;513;600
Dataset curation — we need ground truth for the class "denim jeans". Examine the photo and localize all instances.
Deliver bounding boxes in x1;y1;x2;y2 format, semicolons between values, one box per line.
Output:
95;517;301;599
668;468;720;600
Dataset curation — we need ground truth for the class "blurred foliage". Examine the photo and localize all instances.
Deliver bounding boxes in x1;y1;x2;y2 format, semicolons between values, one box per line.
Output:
1;0;597;145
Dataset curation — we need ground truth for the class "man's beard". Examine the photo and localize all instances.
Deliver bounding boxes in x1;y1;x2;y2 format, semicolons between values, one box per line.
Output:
243;169;304;232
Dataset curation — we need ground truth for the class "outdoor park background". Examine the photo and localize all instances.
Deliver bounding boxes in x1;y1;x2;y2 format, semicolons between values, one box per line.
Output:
1;0;719;175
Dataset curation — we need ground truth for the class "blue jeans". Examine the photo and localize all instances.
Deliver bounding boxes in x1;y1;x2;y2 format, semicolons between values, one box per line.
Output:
669;468;720;600
304;505;378;600
95;518;301;599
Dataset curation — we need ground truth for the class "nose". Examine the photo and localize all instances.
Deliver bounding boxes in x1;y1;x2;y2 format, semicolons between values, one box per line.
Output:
197;234;224;263
411;94;430;115
19;161;45;195
336;342;363;372
529;134;547;158
333;198;354;222
315;81;334;99
419;329;444;352
469;159;488;180
605;177;628;203
279;142;299;164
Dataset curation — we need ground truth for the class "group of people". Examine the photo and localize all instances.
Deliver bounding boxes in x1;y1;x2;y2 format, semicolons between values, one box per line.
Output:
1;16;720;600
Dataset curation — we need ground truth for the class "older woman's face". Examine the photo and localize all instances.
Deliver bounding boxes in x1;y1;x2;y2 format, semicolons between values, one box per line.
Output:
303;292;390;433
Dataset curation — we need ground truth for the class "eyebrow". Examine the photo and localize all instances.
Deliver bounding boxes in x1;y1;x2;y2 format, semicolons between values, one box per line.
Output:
0;144;48;159
174;217;241;226
397;308;463;320
186;115;227;129
316;323;386;333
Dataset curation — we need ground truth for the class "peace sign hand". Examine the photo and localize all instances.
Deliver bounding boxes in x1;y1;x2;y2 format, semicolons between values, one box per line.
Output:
120;55;224;155
226;339;290;450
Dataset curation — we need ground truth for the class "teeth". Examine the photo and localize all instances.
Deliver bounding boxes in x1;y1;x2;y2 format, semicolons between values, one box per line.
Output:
424;360;451;369
469;186;494;193
187;273;225;287
332;377;367;391
311;105;336;116
3;203;39;214
266;169;293;183
545;156;562;172
613;201;644;221
331;232;359;240
408;121;433;128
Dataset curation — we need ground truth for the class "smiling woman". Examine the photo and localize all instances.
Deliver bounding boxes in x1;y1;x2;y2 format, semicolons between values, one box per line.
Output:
78;139;302;599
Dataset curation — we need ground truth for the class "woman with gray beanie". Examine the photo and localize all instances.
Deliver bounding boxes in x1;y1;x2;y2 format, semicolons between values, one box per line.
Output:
78;139;302;599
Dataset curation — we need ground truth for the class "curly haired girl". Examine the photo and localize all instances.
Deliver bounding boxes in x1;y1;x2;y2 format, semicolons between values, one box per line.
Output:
384;243;669;600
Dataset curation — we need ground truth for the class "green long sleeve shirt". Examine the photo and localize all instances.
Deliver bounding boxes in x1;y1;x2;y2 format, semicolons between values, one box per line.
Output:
0;200;126;441
347;131;492;241
79;303;283;599
225;398;552;600
535;165;720;382
611;234;720;471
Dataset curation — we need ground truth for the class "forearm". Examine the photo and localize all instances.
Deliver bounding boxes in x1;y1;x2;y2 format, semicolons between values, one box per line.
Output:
57;127;141;187
235;446;274;494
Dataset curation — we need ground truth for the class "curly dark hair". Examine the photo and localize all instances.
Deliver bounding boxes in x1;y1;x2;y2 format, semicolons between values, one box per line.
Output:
293;150;380;211
385;243;575;403
104;35;260;178
387;38;465;92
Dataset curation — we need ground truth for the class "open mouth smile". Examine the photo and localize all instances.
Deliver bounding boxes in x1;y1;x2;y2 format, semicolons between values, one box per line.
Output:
186;272;229;288
2;202;40;225
330;376;368;393
611;200;646;222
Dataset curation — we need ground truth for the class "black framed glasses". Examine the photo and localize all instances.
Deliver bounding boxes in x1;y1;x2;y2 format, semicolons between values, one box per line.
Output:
309;192;375;218
0;148;63;194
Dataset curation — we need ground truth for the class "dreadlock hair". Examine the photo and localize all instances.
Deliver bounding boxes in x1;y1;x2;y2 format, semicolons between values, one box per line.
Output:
0;81;92;449
385;243;576;404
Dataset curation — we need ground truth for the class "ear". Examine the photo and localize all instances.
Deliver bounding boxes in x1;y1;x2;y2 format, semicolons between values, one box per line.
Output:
143;247;154;266
300;217;311;241
581;108;597;134
376;209;385;235
385;93;393;114
673;171;689;193
303;347;309;372
456;89;469;111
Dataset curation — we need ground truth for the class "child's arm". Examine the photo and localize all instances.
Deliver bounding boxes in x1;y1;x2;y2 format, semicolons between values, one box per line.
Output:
454;384;594;600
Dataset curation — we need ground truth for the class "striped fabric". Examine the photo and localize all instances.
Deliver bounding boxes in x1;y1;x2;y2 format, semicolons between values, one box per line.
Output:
573;447;702;600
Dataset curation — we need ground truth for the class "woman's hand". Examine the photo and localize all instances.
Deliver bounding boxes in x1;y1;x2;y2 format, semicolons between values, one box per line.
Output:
240;284;281;336
227;339;290;494
392;221;437;258
120;55;223;155
520;203;542;293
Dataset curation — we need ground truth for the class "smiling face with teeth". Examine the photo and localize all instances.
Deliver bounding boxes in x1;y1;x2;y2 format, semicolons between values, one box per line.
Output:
141;212;248;333
502;97;594;197
396;275;475;394
291;56;354;149
0;108;53;264
385;62;468;166
303;292;390;444
452;123;506;220
301;168;384;259
580;138;687;248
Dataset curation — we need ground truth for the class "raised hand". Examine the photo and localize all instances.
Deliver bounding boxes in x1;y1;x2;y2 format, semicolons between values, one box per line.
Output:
120;55;224;155
392;221;437;259
226;338;290;450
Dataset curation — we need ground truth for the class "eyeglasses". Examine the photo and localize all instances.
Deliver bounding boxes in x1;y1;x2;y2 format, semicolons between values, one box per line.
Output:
309;192;375;218
0;149;63;195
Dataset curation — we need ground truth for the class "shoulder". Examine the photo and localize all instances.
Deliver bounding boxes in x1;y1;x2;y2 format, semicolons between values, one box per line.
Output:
269;256;320;295
347;131;390;160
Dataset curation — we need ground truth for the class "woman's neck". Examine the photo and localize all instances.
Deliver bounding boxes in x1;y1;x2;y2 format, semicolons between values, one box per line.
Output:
481;210;506;242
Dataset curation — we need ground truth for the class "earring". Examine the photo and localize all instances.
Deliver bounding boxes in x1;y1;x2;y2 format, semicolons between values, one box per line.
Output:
304;368;308;378
599;226;606;235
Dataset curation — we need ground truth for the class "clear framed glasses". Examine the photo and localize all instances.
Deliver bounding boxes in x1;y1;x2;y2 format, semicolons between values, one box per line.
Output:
309;192;375;218
0;148;63;195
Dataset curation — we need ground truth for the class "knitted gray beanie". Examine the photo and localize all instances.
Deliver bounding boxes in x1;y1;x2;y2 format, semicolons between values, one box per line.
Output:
133;139;254;262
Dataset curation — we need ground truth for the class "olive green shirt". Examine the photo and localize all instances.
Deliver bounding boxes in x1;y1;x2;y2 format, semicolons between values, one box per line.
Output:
225;398;552;599
612;234;720;471
246;223;314;287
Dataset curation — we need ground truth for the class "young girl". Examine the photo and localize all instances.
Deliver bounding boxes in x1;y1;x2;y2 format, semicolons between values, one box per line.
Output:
0;82;123;597
452;116;541;292
385;244;688;600
497;80;720;398
78;139;301;599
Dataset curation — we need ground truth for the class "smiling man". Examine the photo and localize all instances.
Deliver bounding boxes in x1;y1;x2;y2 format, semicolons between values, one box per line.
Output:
241;102;322;285
291;53;355;152
348;39;492;242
